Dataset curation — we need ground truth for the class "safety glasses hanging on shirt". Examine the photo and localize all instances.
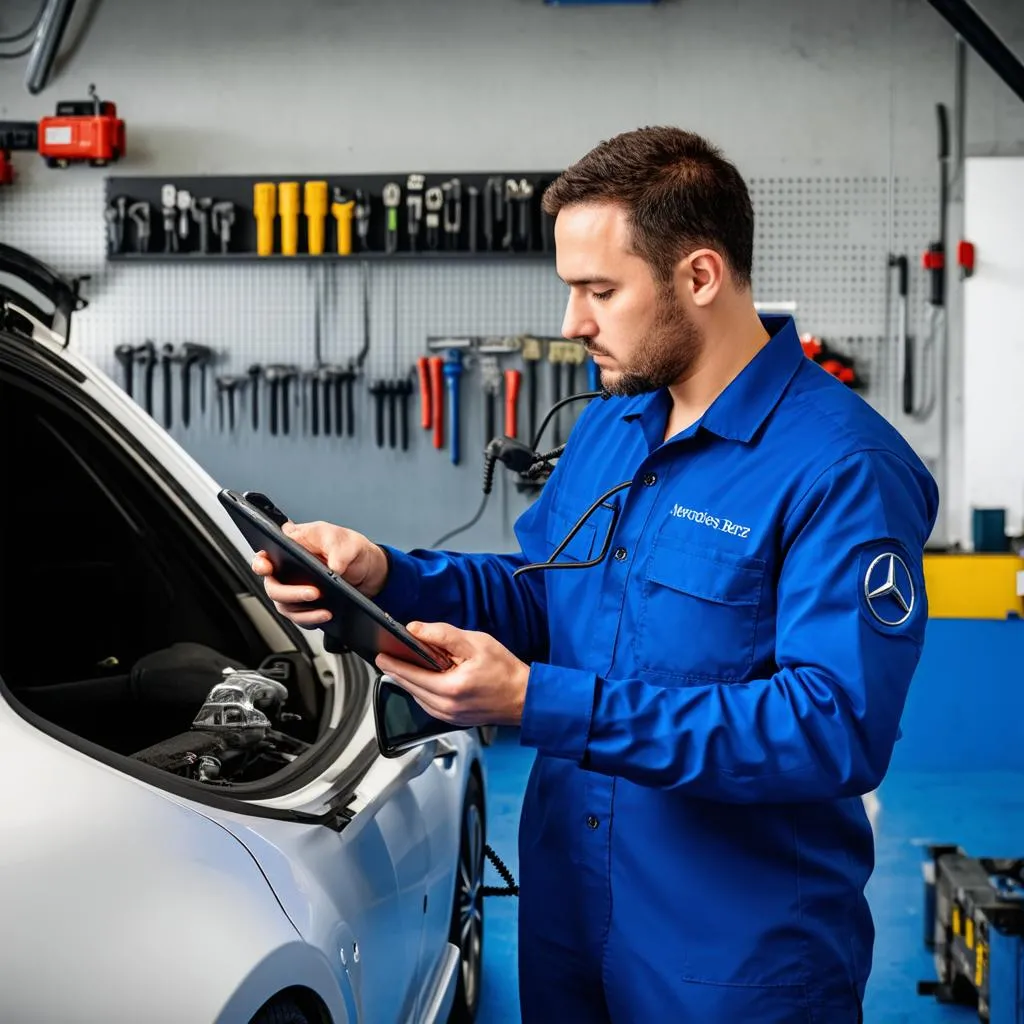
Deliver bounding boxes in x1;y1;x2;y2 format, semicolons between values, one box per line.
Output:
512;478;632;578
482;388;633;579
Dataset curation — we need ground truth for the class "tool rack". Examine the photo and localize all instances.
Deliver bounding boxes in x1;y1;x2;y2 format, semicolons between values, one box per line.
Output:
102;172;564;261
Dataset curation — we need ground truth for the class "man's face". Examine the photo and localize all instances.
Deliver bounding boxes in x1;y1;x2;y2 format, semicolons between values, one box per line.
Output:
554;202;702;397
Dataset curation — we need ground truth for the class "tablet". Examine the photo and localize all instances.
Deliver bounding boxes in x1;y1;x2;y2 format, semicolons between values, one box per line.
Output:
218;488;453;672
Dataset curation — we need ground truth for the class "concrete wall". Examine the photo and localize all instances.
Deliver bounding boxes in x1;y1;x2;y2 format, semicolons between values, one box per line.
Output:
1;0;1023;552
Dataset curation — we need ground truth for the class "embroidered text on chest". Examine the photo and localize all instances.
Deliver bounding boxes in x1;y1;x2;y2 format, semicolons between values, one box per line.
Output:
669;504;751;538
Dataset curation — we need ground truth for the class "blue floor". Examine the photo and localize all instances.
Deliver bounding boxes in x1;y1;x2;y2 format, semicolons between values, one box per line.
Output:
476;729;1024;1024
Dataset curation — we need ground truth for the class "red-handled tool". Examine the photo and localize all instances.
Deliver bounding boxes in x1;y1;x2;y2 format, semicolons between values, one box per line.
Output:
417;356;431;429
504;368;521;439
429;355;445;449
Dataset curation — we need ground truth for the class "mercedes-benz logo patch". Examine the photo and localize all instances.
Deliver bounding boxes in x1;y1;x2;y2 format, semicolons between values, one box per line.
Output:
863;553;915;626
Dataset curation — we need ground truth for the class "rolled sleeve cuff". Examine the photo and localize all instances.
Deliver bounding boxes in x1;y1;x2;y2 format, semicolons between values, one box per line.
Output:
372;545;424;623
520;662;597;763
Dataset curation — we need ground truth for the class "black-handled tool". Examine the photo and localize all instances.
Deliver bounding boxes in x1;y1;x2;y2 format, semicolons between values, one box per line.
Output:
114;343;134;396
135;341;157;415
160;343;176;428
370;380;387;447
180;343;213;428
248;364;262;431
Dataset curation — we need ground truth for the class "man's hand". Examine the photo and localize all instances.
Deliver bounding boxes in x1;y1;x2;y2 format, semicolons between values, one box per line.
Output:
251;520;389;628
376;622;529;727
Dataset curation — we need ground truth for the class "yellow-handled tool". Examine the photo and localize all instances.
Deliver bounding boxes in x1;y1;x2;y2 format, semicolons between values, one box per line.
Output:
253;182;276;257
278;181;300;256
331;187;355;256
304;180;328;255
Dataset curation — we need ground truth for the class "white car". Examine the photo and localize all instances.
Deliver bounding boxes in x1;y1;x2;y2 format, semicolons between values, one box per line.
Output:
0;243;490;1024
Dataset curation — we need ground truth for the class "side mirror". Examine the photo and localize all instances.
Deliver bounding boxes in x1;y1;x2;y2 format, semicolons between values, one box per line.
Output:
373;674;465;758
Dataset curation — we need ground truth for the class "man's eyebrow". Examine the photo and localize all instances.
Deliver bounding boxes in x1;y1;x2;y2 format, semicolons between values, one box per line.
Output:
559;276;616;287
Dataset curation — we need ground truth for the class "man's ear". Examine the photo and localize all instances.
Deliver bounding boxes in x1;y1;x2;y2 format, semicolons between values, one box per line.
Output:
676;248;725;308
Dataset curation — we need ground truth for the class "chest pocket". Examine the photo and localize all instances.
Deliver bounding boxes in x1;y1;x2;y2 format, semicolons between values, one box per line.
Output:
635;537;766;682
543;507;599;565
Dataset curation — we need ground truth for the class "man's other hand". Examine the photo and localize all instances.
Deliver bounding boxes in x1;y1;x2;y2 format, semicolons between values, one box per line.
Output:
251;520;389;627
376;622;529;727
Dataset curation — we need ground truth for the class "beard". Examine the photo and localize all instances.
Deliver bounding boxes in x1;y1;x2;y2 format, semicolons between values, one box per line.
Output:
586;288;703;397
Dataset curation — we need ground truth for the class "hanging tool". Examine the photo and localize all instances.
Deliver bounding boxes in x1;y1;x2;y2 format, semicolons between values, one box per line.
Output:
114;343;134;396
484;176;504;251
424;187;443;250
330;188;354;255
520;336;544;445
127;201;151;253
406;174;425;252
215;375;244;432
504;368;522;439
443;349;464;466
211;201;235;254
548;340;565;445
253;183;276;257
370;380;387;448
265;364;298;436
502;179;519;250
104;195;127;254
160;343;177;428
180;343;212;428
889;255;913;416
161;185;178;253
429;355;445;449
417;356;432;430
354;189;371;252
176;189;192;247
563;340;586;428
467;185;479;253
248;363;263;430
383;182;401;254
135;341;157;415
278;182;300;256
478;334;523;441
480;354;502;448
190;196;214;254
443;178;462;249
303;180;328;255
516;179;534;250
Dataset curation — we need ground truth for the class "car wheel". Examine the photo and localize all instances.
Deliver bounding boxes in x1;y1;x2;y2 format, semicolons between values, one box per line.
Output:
249;996;310;1024
447;771;484;1023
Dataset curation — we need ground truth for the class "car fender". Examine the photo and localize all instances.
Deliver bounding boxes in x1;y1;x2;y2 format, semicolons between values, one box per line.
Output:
0;705;350;1023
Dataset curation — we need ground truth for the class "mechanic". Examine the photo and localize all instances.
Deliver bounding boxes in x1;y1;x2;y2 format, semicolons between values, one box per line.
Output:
252;126;940;1023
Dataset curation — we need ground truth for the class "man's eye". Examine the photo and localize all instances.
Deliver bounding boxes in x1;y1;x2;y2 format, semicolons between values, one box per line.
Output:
592;289;614;301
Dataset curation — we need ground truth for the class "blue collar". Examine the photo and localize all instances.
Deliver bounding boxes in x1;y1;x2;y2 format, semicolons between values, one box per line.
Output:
618;315;804;445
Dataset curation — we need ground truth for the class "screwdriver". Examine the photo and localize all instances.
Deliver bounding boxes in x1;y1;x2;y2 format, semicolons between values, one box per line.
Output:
504;368;522;439
429;356;445;450
304;180;328;255
443;349;464;467
417;356;432;430
331;188;354;256
253;183;276;257
278;181;300;256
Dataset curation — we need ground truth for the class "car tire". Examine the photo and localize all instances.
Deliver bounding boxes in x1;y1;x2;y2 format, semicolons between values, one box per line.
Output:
447;770;485;1023
249;996;310;1024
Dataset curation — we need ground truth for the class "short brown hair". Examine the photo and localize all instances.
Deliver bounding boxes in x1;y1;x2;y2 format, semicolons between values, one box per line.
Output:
542;126;754;288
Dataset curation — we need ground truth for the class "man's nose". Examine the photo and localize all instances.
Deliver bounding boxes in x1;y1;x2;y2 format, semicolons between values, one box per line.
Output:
561;294;596;341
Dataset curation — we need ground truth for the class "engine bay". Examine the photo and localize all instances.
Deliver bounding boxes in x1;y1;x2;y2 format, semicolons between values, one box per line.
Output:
130;663;314;785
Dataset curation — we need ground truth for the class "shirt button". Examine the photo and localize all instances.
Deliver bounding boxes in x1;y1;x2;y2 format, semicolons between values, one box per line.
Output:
643;472;657;486
614;547;627;561
586;815;599;830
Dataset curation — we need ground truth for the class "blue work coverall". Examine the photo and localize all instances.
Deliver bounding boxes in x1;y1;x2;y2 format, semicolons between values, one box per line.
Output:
375;315;940;1022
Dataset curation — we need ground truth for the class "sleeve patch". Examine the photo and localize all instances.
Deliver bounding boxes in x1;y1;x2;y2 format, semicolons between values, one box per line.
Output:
859;545;918;629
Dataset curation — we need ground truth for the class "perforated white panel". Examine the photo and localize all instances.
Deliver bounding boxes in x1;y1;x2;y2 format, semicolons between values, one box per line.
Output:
0;174;942;546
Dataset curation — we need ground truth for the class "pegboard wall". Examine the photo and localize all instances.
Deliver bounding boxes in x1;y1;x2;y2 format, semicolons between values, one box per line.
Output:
0;172;944;550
